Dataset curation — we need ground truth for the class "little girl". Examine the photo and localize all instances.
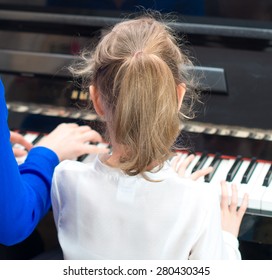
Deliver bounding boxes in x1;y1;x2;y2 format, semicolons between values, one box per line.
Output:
51;13;248;259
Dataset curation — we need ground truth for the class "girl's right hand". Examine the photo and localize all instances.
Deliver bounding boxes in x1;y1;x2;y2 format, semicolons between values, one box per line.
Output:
220;181;248;237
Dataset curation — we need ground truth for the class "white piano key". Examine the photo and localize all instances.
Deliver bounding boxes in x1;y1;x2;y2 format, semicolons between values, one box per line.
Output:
231;159;250;185
24;132;39;144
261;188;272;212
238;161;265;209
226;159;252;206
184;154;201;177
197;154;215;183
262;164;272;187
173;151;188;161
96;142;110;149
170;152;188;169
207;157;257;206
259;163;272;212
80;153;98;163
205;158;234;197
248;163;270;210
209;158;234;185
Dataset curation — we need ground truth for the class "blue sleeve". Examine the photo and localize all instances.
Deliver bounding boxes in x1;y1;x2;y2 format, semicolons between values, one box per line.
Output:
0;80;59;246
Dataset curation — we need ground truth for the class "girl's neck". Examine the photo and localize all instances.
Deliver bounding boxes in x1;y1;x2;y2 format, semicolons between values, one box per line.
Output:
102;151;122;168
102;147;160;172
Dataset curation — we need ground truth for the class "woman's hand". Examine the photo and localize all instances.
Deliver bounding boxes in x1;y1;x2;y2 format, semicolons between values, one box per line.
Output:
35;123;110;161
220;181;248;237
10;131;33;157
171;153;213;180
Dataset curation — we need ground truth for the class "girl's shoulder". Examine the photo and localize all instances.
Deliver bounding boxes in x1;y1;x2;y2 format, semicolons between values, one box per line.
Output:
165;173;220;206
55;154;98;171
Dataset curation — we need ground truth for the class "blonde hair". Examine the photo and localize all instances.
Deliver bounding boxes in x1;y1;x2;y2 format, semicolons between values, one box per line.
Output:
70;13;200;176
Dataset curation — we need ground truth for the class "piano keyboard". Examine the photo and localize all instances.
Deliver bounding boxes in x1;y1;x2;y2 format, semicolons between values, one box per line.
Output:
14;131;272;216
13;131;109;164
175;151;272;216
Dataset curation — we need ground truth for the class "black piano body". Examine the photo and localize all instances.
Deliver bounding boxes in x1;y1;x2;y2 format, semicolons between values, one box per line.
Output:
0;1;272;259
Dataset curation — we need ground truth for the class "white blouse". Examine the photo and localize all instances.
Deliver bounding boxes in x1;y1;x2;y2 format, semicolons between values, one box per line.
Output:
51;154;241;260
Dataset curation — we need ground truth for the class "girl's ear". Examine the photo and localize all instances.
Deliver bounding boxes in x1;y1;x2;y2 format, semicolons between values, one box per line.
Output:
177;83;186;110
89;85;104;117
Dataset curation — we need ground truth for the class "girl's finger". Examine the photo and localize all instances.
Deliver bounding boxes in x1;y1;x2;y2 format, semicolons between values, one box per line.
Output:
237;193;248;219
190;166;213;181
229;183;238;212
220;180;229;210
177;154;195;176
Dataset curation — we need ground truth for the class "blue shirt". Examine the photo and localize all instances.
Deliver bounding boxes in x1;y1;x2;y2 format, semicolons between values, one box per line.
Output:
0;79;59;246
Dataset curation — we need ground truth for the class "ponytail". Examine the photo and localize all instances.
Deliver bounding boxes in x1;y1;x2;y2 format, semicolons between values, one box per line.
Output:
112;52;180;175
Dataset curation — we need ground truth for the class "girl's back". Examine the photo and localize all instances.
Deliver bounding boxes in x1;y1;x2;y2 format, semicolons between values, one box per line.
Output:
52;155;240;259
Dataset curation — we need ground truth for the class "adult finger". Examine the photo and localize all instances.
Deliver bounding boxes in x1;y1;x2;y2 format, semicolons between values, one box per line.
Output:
10;131;33;151
80;129;104;143
76;125;93;133
81;143;110;155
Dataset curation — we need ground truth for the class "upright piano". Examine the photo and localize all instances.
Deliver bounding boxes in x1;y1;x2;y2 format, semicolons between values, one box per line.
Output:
0;1;272;259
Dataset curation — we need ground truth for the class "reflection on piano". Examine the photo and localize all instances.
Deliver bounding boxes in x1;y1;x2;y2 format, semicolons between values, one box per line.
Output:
0;6;272;259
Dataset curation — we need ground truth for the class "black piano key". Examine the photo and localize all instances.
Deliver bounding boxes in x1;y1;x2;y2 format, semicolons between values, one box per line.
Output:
32;133;45;145
241;157;257;184
263;164;272;187
204;153;222;183
226;155;243;182
191;151;208;173
19;130;27;136
77;154;89;162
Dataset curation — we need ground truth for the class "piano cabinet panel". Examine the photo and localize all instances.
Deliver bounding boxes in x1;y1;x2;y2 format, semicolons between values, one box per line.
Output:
239;215;272;259
190;45;272;130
